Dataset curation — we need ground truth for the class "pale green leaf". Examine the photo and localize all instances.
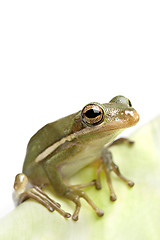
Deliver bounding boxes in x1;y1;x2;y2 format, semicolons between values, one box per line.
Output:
0;116;160;240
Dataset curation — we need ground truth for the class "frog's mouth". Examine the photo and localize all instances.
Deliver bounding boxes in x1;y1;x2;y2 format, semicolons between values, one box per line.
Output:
105;109;140;130
92;109;139;133
124;109;140;126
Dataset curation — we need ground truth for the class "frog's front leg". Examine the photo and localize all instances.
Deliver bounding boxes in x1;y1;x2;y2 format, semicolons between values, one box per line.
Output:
96;141;134;201
43;161;104;221
108;137;134;147
13;173;71;219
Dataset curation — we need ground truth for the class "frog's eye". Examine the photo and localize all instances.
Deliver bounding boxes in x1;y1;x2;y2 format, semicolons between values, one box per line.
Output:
128;99;132;107
81;104;104;126
110;95;132;107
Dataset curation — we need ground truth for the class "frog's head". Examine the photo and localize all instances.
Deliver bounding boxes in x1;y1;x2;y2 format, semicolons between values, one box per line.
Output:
81;95;140;130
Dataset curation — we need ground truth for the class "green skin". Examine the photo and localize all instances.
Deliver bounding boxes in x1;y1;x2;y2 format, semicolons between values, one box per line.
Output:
14;96;140;221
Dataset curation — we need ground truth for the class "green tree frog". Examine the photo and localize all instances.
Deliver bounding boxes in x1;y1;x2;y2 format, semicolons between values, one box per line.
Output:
14;95;139;221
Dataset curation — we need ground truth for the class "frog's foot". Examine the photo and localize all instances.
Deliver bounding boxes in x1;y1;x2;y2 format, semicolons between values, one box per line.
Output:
14;173;71;219
96;147;134;201
65;188;104;221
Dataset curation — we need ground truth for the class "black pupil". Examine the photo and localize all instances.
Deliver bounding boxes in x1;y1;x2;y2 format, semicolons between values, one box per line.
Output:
128;100;132;107
85;108;101;118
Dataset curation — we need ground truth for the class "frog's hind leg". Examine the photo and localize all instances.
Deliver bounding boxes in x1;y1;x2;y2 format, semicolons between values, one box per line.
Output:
13;173;71;219
43;163;104;221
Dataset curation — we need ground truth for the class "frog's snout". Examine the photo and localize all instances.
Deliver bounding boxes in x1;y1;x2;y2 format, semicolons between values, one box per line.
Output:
132;110;140;124
124;109;140;126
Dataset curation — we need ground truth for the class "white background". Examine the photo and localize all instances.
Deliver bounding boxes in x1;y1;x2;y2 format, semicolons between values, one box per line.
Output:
0;0;160;218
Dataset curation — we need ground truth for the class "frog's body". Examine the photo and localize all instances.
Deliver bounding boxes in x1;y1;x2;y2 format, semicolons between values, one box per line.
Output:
23;113;78;185
14;96;139;221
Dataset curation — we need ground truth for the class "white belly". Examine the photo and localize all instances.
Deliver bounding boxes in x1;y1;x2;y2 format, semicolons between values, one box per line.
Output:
59;129;123;178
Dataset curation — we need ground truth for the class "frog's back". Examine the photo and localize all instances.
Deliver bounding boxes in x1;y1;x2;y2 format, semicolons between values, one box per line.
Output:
22;112;77;181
